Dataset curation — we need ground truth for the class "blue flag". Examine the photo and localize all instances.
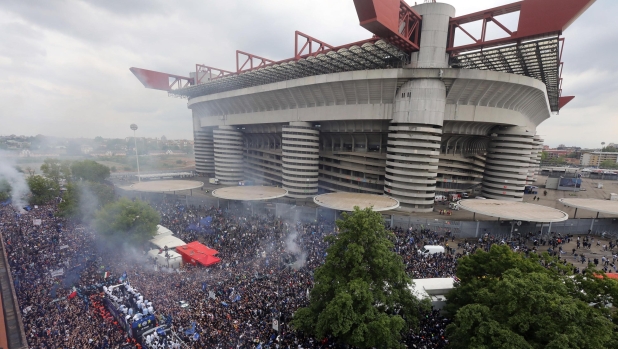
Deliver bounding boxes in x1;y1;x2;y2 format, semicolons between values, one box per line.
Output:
193;332;200;341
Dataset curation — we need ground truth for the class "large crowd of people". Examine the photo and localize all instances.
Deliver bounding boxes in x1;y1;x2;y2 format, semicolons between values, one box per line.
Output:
0;196;595;349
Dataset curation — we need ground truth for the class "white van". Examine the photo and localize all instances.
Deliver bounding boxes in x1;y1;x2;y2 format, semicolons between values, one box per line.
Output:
448;202;460;210
418;245;445;255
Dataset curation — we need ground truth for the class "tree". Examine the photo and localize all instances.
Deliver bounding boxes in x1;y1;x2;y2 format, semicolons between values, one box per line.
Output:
600;160;618;169
602;146;617;153
70;160;111;182
26;175;59;205
0;179;10;202
93;198;160;246
445;245;618;349
292;207;426;348
540;151;548;161
40;158;71;184
58;182;116;222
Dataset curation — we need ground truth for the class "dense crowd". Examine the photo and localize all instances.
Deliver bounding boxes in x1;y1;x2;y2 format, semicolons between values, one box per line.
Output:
0;202;128;348
5;197;553;349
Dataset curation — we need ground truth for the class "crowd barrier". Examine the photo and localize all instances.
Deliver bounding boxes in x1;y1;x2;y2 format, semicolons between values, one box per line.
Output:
115;187;618;238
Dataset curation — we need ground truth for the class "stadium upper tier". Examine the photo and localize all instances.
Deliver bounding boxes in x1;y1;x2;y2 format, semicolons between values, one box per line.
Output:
171;37;562;112
132;0;595;213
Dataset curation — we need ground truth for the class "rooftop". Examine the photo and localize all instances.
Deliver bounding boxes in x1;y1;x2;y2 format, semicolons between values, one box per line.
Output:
211;186;288;201
169;40;408;99
450;37;561;111
458;199;569;223
558;198;618;216
124;180;204;193
313;193;400;212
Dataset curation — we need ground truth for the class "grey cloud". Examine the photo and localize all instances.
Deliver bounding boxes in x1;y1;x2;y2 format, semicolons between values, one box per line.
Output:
0;0;612;147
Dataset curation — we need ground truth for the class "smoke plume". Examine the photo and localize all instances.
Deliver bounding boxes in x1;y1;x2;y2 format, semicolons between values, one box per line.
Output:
0;151;31;210
285;229;308;270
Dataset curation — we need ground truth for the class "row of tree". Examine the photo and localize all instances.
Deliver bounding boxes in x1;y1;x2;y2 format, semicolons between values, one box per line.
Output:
12;158;160;246
293;208;618;348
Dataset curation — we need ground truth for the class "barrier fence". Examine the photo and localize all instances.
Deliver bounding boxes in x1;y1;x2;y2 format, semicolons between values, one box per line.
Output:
116;187;618;238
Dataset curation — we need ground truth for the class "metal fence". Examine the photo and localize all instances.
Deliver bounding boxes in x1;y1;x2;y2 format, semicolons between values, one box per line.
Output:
115;188;618;238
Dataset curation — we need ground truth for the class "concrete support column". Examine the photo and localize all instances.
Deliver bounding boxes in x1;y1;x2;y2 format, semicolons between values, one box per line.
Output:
410;3;456;68
282;122;319;198
385;79;445;213
482;127;535;201
213;125;244;185
193;128;215;176
528;135;543;183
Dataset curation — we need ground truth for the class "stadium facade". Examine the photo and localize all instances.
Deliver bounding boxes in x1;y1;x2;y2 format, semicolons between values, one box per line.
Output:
131;0;595;212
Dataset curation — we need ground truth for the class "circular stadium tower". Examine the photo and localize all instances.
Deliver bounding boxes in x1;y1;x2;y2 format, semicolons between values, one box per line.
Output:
131;0;593;212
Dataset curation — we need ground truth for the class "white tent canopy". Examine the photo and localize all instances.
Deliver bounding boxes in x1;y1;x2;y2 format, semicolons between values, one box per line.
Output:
155;225;174;237
147;249;183;269
149;235;186;250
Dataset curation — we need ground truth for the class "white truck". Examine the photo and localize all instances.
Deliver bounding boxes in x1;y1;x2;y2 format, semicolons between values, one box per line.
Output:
209;178;219;185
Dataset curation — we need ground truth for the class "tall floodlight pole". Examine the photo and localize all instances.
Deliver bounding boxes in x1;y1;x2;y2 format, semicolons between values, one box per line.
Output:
131;124;141;182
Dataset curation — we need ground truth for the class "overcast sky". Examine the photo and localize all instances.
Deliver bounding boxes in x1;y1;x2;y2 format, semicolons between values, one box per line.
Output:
0;0;613;148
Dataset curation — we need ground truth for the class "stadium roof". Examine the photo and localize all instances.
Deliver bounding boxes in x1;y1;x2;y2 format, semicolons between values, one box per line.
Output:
450;37;561;112
171;37;562;112
169;40;409;99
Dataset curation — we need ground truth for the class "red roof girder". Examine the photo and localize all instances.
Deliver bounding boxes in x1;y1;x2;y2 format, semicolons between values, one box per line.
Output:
447;0;596;55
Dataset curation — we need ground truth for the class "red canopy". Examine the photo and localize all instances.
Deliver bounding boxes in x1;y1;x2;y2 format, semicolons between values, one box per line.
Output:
594;273;618;280
176;241;221;267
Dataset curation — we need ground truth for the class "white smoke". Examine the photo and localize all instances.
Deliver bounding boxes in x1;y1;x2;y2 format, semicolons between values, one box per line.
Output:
77;182;100;222
285;230;308;270
0;151;31;210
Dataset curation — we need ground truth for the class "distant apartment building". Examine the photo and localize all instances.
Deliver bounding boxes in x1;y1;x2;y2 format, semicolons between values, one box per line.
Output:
580;152;618;167
545;149;571;158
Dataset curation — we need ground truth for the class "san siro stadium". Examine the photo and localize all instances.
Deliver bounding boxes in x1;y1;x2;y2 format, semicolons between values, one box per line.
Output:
131;0;594;212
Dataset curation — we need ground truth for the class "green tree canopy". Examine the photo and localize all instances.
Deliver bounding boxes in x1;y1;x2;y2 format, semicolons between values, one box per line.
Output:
600;160;618;169
0;179;10;201
40;158;71;184
292;207;427;348
58;182;116;222
445;245;618;348
93;198;159;246
26;175;59;205
602;146;618;153
70;160;111;182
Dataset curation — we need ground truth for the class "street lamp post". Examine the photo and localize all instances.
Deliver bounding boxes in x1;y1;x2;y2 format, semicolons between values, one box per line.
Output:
130;124;141;182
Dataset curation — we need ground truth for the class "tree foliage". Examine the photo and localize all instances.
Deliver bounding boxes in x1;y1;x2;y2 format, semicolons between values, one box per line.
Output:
58;182;116;222
26;175;59;205
0;179;10;201
93;198;159;246
70;160;111;182
602;146;618;153
445;245;618;349
600;160;618;169
292;207;426;348
40;158;71;184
